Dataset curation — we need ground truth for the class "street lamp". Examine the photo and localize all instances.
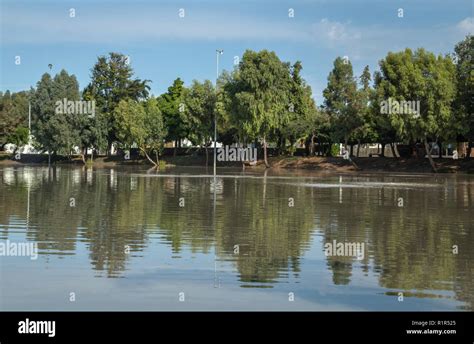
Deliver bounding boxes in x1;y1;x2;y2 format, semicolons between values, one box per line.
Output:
213;49;223;288
214;49;223;177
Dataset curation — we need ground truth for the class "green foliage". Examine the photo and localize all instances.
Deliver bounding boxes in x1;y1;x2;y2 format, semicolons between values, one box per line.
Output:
143;98;167;156
0;90;29;148
8;126;29;150
226;50;291;141
3;41;472;162
218;70;240;144
158;78;188;145
330;143;340;157
31;70;81;155
75;113;107;155
454;35;474;141
114;99;146;148
323;57;360;145
83;52;150;150
376;48;456;143
184;79;216;147
351;66;377;145
113;98;166;165
279;61;318;151
370;70;398;145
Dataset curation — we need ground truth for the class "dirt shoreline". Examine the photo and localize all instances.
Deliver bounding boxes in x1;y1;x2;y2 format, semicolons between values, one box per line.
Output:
1;154;473;174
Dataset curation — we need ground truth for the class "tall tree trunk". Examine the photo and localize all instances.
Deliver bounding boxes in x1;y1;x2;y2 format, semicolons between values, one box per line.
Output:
174;140;177;157
310;134;316;156
438;141;442;159
107;141;112;156
140;148;158;167
81;147;86;164
240;141;244;169
205;145;209;166
390;143;398;158
380;142;386;158
423;137;437;173
48;152;51;167
262;168;268;207
466;141;472;159
356;140;361;157
350;144;354;157
344;136;348;152
278;134;285;155
263;136;270;168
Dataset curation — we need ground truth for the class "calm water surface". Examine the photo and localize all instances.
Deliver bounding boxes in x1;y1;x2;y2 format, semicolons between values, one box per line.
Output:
0;166;473;310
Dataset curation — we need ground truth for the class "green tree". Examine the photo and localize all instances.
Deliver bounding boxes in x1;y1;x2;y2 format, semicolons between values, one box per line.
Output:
0;90;29;150
351;66;379;157
218;70;241;145
8;127;29;153
323;57;359;152
158;78;188;155
76;90;108;162
114;98;166;167
113;99;145;153
184;80;216;165
453;35;474;157
143;98;167;166
83;52;150;154
371;71;400;157
31;70;81;161
279;61;318;155
75;112;107;163
225;49;291;167
376;48;456;171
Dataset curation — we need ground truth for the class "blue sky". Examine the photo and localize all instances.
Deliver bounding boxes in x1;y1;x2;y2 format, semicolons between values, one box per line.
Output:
1;0;472;104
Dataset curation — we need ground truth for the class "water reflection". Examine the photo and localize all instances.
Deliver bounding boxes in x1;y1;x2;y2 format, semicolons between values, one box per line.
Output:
0;166;473;310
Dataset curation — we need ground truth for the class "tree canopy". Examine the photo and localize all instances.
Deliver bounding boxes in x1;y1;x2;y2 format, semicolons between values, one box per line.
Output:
1;38;472;168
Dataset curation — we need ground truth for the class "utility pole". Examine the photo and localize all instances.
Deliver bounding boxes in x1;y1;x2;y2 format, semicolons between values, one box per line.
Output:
213;49;223;288
214;49;223;177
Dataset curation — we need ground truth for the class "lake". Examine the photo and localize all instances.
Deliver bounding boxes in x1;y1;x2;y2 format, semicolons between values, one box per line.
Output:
0;166;472;311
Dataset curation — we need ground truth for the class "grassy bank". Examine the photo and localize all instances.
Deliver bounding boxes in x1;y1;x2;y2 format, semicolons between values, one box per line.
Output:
270;156;474;174
1;152;473;174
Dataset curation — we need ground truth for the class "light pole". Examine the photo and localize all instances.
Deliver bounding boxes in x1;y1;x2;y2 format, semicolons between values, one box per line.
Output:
28;102;31;138
213;49;223;288
214;49;223;177
27;102;32;153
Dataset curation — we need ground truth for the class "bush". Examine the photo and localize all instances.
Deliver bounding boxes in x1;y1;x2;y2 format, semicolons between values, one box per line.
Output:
330;144;340;157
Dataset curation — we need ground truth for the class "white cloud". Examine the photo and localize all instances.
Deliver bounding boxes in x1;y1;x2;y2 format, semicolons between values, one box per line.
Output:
456;17;474;35
0;7;310;44
0;5;465;61
0;8;359;47
315;18;361;42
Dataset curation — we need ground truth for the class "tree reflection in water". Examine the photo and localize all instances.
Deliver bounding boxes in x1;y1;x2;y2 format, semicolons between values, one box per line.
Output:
0;166;472;309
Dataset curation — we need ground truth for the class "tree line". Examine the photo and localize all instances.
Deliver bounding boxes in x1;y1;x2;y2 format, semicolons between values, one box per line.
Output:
0;35;472;170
